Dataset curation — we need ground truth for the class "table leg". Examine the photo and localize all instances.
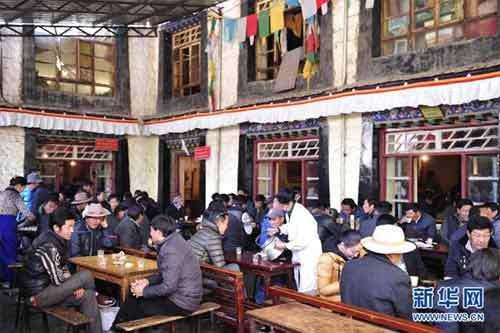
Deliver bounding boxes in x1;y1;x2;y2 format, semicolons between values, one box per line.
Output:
286;269;295;290
249;318;257;333
121;279;129;303
263;274;272;299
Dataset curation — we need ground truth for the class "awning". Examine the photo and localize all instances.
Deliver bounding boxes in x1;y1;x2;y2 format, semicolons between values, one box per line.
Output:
0;0;224;37
144;70;500;134
0;107;142;135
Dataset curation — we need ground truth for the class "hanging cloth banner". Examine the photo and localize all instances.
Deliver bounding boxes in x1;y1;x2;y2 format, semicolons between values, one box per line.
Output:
258;10;270;38
235;17;247;43
270;1;285;33
223;18;237;42
300;0;317;20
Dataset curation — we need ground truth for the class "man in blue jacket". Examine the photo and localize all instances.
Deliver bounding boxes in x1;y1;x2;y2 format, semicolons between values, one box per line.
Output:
440;199;473;245
70;202;116;257
399;203;437;241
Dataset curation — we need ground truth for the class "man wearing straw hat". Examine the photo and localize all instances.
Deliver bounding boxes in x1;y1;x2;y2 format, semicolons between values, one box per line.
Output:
340;224;415;319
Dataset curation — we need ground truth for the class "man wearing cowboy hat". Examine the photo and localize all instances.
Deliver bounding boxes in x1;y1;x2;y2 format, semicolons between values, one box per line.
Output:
340;224;415;319
70;202;116;257
71;192;93;222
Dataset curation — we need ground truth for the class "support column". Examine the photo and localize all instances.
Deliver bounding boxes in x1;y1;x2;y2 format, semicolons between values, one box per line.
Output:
328;113;362;209
205;125;240;206
0;127;25;188
127;136;159;200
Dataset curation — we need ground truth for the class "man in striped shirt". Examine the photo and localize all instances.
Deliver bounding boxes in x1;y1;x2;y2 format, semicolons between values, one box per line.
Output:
21;207;102;333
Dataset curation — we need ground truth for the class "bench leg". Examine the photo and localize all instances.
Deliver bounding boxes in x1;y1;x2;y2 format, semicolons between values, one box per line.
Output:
42;313;50;333
170;322;177;333
209;311;215;330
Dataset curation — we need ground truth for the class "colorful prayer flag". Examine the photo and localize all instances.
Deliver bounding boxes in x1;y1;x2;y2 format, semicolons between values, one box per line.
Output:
286;0;300;7
235;17;247;43
223;18;237;42
301;0;317;20
270;1;285;33
258;10;270;38
246;14;258;37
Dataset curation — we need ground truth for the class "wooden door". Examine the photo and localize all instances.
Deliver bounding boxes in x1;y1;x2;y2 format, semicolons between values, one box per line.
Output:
178;156;201;202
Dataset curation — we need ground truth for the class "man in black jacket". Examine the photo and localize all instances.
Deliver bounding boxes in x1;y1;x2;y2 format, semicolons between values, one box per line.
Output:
444;215;497;279
341;224;416;319
435;248;500;333
113;215;202;327
114;204;148;250
21;208;102;333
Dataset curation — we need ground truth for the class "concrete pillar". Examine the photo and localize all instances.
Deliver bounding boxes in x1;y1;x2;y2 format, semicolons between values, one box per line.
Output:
127;136;159;200
328;113;362;209
1;37;23;103
332;0;360;88
0;127;25;188
128;37;159;117
219;0;241;109
205;125;240;206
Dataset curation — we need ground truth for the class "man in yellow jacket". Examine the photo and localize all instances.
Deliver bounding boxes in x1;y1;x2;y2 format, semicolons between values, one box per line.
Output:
317;230;363;301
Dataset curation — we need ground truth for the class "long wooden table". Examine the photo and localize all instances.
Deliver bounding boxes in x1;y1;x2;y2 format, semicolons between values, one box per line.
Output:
225;252;298;298
69;254;157;302
247;302;396;333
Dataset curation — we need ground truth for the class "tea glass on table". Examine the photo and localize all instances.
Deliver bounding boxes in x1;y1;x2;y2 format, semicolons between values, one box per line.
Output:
236;247;242;258
137;259;145;269
410;276;419;287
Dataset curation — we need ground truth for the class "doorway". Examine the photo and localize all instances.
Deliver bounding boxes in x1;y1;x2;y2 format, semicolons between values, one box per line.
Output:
178;156;202;217
417;155;461;217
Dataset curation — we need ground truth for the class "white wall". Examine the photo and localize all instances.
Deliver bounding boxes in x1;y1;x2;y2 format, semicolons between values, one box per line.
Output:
127;136;159;200
328;113;362;209
0;127;25;188
205;125;240;206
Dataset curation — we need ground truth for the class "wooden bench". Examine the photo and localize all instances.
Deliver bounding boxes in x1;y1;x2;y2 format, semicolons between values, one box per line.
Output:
200;263;246;333
269;286;442;333
42;306;90;333
116;247;248;333
115;302;220;333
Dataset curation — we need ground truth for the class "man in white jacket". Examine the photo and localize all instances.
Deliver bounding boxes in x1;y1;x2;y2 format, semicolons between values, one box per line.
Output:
272;188;322;293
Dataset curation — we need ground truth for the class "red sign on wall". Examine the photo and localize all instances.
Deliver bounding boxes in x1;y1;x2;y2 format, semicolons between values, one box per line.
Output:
95;138;119;152
194;146;211;160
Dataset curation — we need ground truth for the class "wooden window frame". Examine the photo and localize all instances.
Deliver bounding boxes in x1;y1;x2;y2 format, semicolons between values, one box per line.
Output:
254;0;306;81
172;25;202;97
381;0;498;56
35;39;116;97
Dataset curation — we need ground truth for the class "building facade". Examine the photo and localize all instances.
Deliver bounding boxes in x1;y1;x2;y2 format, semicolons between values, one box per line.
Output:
0;0;498;216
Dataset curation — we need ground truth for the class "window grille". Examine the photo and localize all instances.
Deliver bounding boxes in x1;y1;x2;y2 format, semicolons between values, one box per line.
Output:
257;138;320;160
37;144;112;161
386;125;498;154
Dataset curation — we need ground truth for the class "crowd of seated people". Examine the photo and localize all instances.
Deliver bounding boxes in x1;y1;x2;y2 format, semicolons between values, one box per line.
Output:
3;171;499;333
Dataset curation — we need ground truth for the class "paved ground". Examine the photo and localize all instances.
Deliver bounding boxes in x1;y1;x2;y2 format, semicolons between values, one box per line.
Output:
0;289;235;333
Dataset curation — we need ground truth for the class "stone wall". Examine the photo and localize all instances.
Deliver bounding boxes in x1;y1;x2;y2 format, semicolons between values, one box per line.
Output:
127;136;159;200
356;0;500;84
0;127;25;188
1;37;23;104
